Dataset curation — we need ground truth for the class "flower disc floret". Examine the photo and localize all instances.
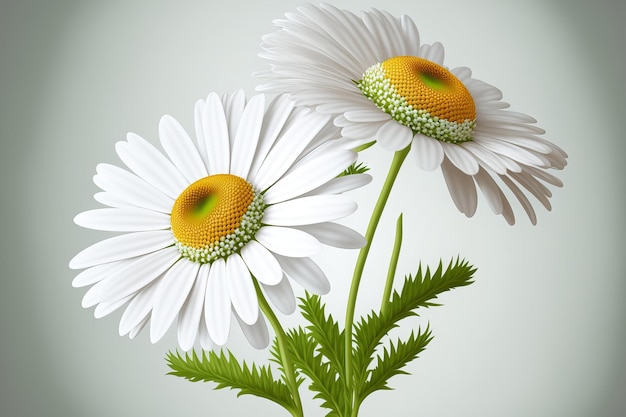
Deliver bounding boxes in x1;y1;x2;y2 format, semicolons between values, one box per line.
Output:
171;174;266;264
357;56;476;144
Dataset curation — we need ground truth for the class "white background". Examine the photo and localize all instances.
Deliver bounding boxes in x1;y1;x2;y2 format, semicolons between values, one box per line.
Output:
1;1;624;416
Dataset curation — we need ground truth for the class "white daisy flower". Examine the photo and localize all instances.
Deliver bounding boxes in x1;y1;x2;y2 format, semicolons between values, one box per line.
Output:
257;3;568;224
69;91;369;350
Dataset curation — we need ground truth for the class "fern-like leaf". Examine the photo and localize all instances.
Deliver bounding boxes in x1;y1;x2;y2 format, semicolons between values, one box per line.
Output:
353;258;475;389
280;328;346;417
166;350;296;413
339;161;370;177
359;327;433;400
298;294;346;380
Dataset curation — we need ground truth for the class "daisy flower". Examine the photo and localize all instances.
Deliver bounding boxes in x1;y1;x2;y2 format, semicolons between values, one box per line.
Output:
256;3;568;224
69;91;369;350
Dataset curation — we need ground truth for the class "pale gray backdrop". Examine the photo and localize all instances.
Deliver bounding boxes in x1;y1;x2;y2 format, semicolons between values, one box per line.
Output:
1;1;624;416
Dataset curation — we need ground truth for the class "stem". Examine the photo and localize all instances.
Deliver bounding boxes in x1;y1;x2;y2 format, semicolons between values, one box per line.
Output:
343;146;410;414
254;281;303;417
381;213;403;316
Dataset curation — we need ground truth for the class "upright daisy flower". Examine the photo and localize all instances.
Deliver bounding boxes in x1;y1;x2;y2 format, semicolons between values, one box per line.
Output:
257;4;568;224
69;91;369;350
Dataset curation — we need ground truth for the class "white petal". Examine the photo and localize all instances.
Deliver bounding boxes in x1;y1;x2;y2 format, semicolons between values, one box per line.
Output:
128;315;150;340
275;255;330;295
262;277;296;314
74;208;170;232
420;42;445;64
81;247;179;308
524;165;563;187
69;230;174;270
202;93;230;175
94;295;131;319
341;119;383;142
400;14;421;55
176;264;210;351
344;109;391;122
255;226;322;257
225;254;258;325
240;240;282;286
501;175;537;225
230;94;265;179
253;110;330;191
499;189;516;225
295;222;366;249
198;313;215;350
264;195;356;227
442;143;480;175
441;159;478;217
462;142;509;175
234;310;269;349
205;258;231;345
72;260;128;288
116;133;188;199
362;9;401;59
376;120;413;151
263;150;357;204
248;94;296;181
222;89;246;140
411;134;444;171
93;191;127;208
119;280;160;336
305;173;372;196
94;163;173;213
194;99;209;167
473;168;504;215
150;260;199;343
474;135;548;168
159;114;208;183
510;171;552;210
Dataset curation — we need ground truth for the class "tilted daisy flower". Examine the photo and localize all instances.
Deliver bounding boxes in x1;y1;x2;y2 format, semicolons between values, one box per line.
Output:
69;91;369;350
256;3;568;224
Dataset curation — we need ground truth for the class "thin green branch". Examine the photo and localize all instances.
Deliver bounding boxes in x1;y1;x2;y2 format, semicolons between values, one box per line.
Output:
255;281;304;417
344;145;410;416
381;213;403;316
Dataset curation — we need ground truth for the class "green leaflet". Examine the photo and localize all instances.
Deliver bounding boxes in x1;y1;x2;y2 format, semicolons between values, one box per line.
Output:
339;161;370;177
298;294;346;381
280;328;346;417
359;329;432;399
165;350;297;413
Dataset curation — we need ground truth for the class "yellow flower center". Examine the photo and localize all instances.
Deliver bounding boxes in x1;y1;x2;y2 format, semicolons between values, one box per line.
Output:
357;56;477;143
170;174;265;264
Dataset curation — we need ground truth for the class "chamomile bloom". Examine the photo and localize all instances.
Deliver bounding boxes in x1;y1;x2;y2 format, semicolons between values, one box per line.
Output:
257;4;568;224
69;91;369;350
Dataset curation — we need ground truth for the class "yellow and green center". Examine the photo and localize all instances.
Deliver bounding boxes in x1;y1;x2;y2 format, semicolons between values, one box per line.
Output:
170;174;265;264
357;56;476;144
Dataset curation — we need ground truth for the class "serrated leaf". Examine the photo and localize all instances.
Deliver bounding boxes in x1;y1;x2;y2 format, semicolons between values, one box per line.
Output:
279;327;347;417
353;258;475;393
339;161;370;177
359;328;433;400
298;293;346;381
166;350;296;413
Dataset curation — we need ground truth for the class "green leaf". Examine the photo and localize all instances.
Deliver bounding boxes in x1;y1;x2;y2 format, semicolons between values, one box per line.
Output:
360;328;433;400
279;328;346;417
166;350;296;413
339;161;370;177
353;258;475;397
298;293;346;381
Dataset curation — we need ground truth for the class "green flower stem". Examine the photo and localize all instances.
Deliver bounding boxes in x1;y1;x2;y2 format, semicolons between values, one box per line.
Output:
381;213;403;316
254;281;303;417
344;146;410;415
